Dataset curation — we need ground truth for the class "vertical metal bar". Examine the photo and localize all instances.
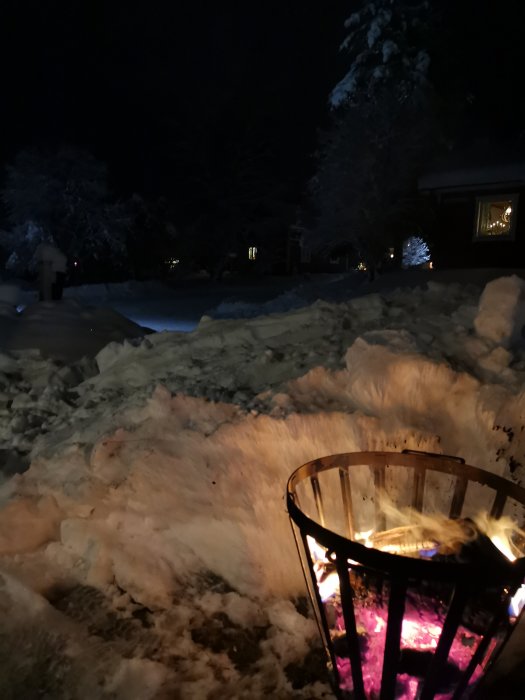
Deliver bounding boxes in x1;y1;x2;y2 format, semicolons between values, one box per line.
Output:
296;529;344;697
379;580;407;700
419;586;469;700
490;491;507;519
374;465;386;532
449;477;468;519
339;468;355;540
412;468;426;512
311;476;326;527
451;592;512;700
335;551;366;700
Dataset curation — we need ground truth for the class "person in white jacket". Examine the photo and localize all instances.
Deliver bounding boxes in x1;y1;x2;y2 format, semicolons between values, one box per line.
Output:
35;243;67;301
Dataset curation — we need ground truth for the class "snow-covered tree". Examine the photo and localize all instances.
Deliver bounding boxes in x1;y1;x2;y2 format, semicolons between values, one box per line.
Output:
2;221;49;277
1;147;130;279
331;0;433;109
309;85;438;270
402;235;430;268
307;1;441;273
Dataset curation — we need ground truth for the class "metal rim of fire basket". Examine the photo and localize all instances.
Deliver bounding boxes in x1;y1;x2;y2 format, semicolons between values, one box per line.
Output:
287;451;525;587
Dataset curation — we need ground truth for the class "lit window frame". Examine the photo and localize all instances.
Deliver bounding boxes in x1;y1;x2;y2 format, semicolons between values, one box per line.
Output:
473;193;519;242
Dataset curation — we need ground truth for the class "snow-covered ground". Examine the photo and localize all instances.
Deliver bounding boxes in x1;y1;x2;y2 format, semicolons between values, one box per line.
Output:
1;271;525;698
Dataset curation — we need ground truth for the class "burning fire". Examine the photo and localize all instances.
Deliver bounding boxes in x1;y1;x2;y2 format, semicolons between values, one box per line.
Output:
306;507;525;698
475;512;525;617
308;508;525;615
307;535;340;601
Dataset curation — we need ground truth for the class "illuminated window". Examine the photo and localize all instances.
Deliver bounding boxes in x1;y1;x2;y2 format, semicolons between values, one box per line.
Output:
474;195;518;240
248;246;257;260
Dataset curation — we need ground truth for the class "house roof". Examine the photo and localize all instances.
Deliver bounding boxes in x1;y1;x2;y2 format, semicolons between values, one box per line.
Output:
419;162;525;193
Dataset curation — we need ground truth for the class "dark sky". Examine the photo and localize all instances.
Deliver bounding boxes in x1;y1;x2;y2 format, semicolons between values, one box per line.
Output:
0;1;348;202
2;1;525;218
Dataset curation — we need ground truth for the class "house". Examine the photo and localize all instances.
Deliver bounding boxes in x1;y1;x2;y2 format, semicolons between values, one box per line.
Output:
418;157;525;268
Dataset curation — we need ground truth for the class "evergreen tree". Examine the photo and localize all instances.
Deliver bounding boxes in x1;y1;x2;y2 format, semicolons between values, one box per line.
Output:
402;235;430;268
308;1;442;273
331;0;432;108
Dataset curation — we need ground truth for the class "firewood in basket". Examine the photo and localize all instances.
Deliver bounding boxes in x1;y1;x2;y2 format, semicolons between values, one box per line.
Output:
367;519;481;558
367;526;437;556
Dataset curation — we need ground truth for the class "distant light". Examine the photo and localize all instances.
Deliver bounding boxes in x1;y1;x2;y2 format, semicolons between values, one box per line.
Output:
248;246;257;260
390;253;394;259
429;261;433;269
357;261;367;271
165;258;180;270
73;261;78;267
16;304;25;314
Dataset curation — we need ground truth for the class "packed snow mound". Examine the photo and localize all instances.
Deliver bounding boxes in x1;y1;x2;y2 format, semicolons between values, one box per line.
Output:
210;289;307;319
208;273;358;320
0;275;525;697
474;275;525;347
0;299;150;362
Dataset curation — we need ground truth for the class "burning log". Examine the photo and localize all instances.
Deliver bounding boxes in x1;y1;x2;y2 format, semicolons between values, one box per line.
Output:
365;517;516;565
365;525;438;556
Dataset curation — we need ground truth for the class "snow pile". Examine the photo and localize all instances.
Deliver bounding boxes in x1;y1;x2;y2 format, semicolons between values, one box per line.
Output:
474;274;525;347
208;273;358;320
0;299;149;362
210;289;308;320
1;276;525;697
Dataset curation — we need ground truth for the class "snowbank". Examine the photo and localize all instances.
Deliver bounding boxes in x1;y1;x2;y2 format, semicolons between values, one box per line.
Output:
474;275;525;347
0;299;150;363
0;275;525;697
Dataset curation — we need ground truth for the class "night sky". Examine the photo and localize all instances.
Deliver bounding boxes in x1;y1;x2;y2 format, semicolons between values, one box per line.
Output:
0;1;348;202
2;1;525;248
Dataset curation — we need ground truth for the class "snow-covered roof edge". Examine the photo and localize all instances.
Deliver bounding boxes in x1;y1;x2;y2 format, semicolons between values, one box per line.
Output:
419;163;525;192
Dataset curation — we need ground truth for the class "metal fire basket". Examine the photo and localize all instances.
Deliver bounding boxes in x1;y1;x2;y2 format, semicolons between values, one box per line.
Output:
286;450;525;700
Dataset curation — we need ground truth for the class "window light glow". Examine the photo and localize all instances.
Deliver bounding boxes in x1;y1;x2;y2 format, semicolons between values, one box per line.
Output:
476;197;516;238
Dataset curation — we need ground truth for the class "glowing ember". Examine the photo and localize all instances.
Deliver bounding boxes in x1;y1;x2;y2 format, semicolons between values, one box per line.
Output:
332;600;483;699
401;617;441;649
306;508;525;698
